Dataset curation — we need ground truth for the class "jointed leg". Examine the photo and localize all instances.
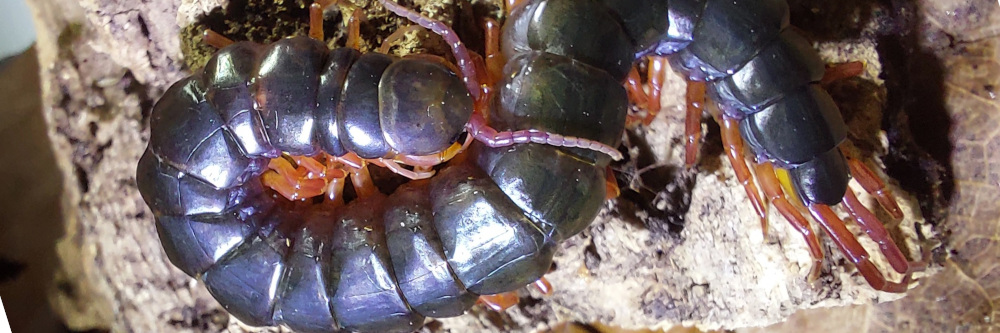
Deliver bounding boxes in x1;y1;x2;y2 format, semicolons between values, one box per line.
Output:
845;157;904;219
376;158;435;179
643;56;669;125
604;165;621;200
625;66;651;125
821;61;865;85
685;81;706;167
476;277;552;312
841;190;910;274
394;135;473;167
349;164;378;198
477;292;519;312
309;3;325;40
505;0;528;13
483;18;504;87
201;30;235;49
755;162;825;280
807;204;913;292
720;115;768;233
262;155;349;201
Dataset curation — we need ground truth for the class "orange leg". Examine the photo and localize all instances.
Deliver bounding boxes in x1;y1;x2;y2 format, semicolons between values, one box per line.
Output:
477;292;520;312
349;164;378;198
262;155;349;201
201;29;234;49
625;66;650;126
755;163;825;281
808;204;914;292
719;115;768;234
841;190;911;274
346;6;362;49
845;157;904;219
604;165;621;200
821;61;865;85
476;277;552;312
483;18;504;87
394;135;473;168
309;2;325;40
376;158;435;179
325;169;348;205
684;81;706;167
643;56;669;125
532;277;553;295
262;157;327;200
505;0;528;13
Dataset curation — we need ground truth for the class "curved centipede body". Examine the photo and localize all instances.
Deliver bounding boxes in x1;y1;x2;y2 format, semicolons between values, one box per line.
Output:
137;0;623;331
136;0;921;331
517;0;921;291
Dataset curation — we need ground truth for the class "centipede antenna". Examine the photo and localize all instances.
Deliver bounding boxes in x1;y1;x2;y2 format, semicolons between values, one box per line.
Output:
465;113;624;161
378;0;481;100
379;24;424;54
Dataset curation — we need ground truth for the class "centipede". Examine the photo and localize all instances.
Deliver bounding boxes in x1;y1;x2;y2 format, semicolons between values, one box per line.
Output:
136;0;923;332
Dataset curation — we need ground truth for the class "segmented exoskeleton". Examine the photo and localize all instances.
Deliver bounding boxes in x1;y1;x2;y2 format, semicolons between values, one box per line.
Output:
136;0;919;332
508;0;920;291
137;0;623;331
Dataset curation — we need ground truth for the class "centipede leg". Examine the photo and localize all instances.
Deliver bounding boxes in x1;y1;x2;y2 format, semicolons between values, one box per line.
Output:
755;162;824;281
309;3;325;40
532;277;553;295
845;157;904;219
642;56;669;125
377;158;436;179
394;135;472;168
201;29;234;49
605;165;621;200
262;156;331;200
841;190;911;274
484;18;503;87
476;277;552;312
505;0;528;13
625;66;650;126
807;204;914;292
477;292;520;312
346;5;363;49
821;61;865;85
684;80;706;167
720;115;768;234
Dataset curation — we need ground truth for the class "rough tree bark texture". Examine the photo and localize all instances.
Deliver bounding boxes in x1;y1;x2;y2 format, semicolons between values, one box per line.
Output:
26;0;991;331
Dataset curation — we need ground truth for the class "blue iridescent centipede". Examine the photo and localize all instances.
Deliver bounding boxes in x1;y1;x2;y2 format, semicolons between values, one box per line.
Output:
136;0;921;331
